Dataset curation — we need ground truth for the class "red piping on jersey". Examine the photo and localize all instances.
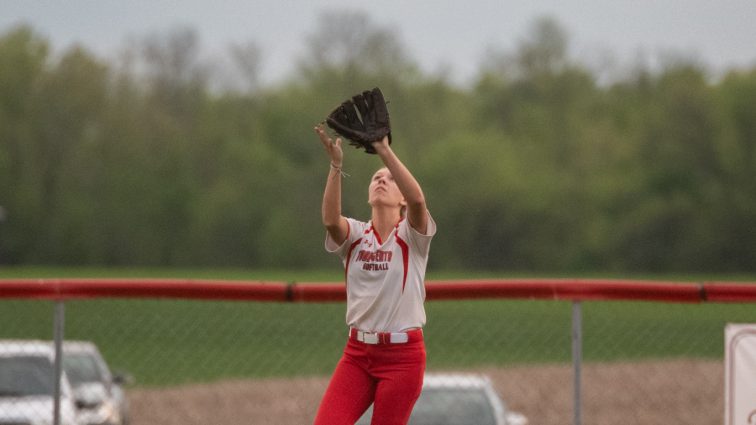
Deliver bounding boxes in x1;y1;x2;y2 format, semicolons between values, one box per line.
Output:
395;233;409;293
367;219;408;292
368;222;382;246
345;238;362;287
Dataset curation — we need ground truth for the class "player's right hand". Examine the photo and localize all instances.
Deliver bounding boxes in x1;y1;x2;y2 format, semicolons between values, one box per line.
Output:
315;123;343;166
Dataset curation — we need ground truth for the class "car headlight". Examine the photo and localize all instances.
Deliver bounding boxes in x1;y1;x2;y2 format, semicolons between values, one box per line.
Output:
79;399;121;425
97;399;120;422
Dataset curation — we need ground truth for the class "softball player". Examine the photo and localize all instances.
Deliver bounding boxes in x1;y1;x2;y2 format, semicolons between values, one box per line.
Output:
313;125;436;425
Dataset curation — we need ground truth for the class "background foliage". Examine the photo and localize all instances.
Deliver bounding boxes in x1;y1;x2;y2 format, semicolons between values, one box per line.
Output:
1;15;754;272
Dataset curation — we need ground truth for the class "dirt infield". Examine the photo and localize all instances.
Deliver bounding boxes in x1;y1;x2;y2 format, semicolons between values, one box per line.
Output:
127;359;722;425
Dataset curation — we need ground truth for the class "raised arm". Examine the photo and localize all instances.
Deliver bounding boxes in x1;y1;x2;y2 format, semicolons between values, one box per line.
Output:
372;136;429;234
315;124;349;245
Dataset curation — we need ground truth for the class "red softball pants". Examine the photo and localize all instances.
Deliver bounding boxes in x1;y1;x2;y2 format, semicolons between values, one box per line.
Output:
313;329;426;425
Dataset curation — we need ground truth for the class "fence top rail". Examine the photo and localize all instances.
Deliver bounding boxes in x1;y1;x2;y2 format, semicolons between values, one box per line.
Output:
0;278;754;303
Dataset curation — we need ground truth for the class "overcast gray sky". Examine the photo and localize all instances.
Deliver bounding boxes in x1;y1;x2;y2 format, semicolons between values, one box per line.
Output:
3;0;756;85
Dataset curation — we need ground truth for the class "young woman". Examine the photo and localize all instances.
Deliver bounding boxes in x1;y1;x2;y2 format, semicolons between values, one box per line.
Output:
313;124;437;425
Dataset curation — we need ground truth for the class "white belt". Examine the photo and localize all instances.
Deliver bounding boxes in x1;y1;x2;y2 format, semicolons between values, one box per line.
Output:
351;329;410;344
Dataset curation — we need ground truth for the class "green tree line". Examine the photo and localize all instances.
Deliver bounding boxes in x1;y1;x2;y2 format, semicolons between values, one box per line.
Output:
1;15;754;272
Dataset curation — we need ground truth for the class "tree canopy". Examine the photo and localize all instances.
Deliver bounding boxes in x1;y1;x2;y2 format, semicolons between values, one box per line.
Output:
1;16;754;273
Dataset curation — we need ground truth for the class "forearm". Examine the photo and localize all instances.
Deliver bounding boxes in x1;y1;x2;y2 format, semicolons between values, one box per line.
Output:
375;141;429;233
376;144;425;208
322;164;343;227
315;124;348;237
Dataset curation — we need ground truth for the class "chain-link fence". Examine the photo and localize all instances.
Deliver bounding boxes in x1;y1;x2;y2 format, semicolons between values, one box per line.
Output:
1;279;755;425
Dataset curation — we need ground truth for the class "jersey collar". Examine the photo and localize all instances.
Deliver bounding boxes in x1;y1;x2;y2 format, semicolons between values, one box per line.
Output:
367;218;404;246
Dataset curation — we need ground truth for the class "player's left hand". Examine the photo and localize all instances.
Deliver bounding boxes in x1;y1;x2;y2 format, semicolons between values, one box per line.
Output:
371;135;390;154
326;87;391;154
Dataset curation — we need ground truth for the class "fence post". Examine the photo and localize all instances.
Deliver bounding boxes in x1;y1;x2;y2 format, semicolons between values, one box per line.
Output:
572;301;582;425
53;300;65;425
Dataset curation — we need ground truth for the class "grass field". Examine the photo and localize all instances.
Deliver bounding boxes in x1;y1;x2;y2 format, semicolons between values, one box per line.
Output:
1;267;755;386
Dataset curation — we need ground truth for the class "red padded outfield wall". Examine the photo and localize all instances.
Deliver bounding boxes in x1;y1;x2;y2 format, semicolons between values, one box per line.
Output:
0;278;755;303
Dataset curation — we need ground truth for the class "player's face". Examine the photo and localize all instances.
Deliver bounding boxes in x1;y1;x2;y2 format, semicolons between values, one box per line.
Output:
368;168;405;209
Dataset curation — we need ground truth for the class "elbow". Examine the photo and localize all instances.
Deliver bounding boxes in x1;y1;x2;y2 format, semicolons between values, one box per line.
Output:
322;208;341;228
405;195;426;211
322;215;342;230
324;223;341;236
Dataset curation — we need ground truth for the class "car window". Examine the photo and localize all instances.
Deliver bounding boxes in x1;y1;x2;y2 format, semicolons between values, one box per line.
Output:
63;354;103;386
357;387;497;425
0;356;55;397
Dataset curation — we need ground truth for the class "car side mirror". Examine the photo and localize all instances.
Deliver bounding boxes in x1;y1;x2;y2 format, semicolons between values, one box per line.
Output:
112;371;135;386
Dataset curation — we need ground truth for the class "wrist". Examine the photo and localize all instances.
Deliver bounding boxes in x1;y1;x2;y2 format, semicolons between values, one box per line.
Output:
372;140;390;155
329;161;349;177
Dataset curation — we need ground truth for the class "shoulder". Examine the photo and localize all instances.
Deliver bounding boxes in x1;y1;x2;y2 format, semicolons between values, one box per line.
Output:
347;218;369;234
397;211;436;258
400;210;437;238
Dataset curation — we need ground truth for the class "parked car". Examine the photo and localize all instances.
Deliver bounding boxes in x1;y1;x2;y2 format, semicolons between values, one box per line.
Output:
357;373;528;425
0;339;81;425
62;341;131;425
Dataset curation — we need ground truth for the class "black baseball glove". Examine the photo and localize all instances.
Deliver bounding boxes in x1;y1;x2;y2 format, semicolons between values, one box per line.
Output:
326;87;391;154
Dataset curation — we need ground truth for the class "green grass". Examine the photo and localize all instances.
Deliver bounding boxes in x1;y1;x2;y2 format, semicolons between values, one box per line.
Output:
1;267;755;387
2;265;755;280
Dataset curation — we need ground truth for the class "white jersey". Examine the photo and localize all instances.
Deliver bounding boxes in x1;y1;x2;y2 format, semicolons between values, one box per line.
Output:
325;212;437;333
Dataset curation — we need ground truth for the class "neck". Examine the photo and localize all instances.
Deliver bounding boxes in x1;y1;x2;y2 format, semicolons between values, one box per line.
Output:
371;207;401;240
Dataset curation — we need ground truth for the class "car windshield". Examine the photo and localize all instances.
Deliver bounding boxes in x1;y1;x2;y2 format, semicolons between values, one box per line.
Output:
0;356;55;397
63;354;102;386
410;388;497;425
357;387;497;425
